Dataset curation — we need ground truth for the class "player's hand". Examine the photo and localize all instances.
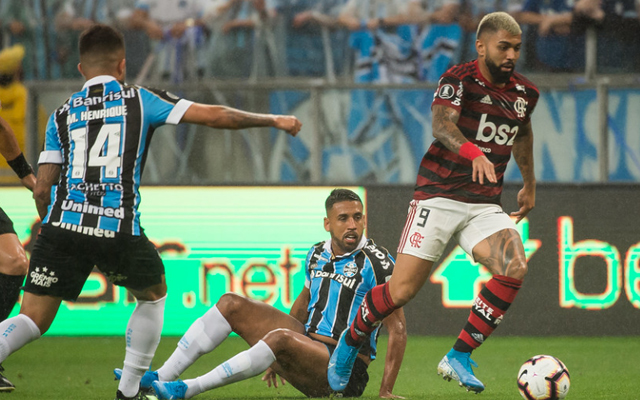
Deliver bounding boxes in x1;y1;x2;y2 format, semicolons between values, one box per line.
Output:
471;156;496;185
262;367;286;388
274;115;302;137
21;174;36;193
510;186;535;224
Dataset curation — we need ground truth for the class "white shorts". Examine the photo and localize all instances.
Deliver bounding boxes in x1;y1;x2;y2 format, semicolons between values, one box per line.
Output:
397;197;517;262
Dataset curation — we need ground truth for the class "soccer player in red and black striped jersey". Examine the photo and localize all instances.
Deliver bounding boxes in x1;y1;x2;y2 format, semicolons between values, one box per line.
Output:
328;11;538;394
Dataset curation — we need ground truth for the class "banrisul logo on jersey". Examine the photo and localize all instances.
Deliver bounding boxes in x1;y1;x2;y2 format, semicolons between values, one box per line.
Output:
2;187;365;335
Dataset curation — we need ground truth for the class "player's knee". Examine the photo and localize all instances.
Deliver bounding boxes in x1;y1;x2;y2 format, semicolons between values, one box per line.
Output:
506;259;528;280
217;292;249;315
389;282;418;307
261;328;294;353
0;250;28;276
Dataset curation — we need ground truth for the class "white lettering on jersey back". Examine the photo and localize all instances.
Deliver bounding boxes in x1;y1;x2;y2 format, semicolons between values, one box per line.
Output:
51;221;116;238
476;113;519;145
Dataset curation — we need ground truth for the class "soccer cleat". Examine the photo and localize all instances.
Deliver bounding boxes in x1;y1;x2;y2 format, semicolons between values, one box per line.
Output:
115;389;159;400
437;349;485;393
0;364;15;392
114;368;159;392
327;329;361;392
152;380;188;400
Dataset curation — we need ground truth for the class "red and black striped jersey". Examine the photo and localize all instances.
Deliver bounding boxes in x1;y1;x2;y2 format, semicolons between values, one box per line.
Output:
414;59;539;205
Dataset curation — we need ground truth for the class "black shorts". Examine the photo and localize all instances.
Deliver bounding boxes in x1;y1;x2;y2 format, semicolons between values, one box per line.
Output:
323;341;370;397
25;224;164;301
0;208;17;236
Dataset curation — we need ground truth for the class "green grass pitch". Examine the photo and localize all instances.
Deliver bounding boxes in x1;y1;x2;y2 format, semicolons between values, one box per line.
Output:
2;335;637;399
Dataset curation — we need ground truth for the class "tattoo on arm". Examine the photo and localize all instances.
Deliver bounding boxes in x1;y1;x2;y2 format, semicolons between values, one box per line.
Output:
222;108;273;129
432;104;466;152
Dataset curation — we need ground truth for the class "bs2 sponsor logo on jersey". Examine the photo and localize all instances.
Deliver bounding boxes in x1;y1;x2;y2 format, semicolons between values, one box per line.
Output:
476;114;519;145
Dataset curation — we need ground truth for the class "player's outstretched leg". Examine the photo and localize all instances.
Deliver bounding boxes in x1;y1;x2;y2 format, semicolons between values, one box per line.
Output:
0;364;15;392
152;380;188;400
437;349;485;393
114;368;159;393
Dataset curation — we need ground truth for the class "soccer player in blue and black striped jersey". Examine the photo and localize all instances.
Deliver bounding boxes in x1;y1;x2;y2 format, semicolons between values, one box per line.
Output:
114;188;406;399
0;24;300;400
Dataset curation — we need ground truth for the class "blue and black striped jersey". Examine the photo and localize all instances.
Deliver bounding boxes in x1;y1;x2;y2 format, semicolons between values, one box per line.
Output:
304;237;395;359
38;75;193;237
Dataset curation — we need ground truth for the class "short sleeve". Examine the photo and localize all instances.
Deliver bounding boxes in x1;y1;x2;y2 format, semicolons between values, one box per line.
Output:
38;113;63;165
432;74;464;112
139;87;194;127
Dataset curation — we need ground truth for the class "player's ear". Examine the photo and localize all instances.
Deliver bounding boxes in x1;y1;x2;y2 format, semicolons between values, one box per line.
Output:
324;217;330;232
476;39;485;58
77;63;85;79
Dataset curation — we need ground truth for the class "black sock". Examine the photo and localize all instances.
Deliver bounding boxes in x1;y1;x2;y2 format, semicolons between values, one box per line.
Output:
0;272;25;321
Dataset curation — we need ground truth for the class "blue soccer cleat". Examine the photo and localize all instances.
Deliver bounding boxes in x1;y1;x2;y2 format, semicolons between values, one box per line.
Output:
327;330;361;392
114;368;159;392
437;349;485;393
152;380;188;400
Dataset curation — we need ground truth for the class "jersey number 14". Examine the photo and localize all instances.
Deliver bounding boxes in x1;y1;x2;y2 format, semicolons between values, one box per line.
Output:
70;124;122;179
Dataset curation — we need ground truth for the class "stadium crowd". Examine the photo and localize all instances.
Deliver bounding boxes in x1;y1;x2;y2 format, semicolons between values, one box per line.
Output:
0;0;639;83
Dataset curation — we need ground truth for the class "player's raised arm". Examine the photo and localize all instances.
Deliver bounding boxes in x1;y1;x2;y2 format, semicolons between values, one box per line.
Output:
379;308;407;399
0;116;36;191
510;120;536;223
180;103;302;137
432;104;496;185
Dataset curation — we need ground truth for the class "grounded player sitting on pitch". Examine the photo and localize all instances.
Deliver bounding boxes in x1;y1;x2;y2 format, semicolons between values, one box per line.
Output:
115;188;407;399
328;11;538;394
0;114;36;392
0;24;301;400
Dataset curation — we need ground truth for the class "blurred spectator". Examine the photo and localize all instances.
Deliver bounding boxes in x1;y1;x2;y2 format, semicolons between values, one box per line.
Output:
517;0;583;72
209;0;288;79
55;0;114;79
284;0;350;80
403;0;462;82
2;0;63;80
459;0;514;63
337;0;417;83
572;0;639;73
200;0;251;78
0;45;27;183
130;0;208;82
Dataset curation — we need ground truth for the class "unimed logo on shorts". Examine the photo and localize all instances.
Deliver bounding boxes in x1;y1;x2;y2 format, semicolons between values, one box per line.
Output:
30;266;59;288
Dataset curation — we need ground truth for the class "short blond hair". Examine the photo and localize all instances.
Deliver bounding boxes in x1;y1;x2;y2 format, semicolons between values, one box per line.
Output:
476;12;522;38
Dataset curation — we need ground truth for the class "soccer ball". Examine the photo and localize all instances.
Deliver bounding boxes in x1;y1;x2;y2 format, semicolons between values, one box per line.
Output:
517;355;570;400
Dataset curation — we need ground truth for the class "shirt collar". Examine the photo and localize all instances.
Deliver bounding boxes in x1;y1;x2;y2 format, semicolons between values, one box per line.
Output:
323;235;368;259
82;75;118;90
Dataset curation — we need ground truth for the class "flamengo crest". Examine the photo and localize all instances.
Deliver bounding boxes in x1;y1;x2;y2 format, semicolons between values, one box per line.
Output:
514;97;527;118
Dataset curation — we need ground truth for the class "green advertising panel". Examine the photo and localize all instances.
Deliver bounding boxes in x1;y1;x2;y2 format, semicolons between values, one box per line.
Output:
1;186;366;335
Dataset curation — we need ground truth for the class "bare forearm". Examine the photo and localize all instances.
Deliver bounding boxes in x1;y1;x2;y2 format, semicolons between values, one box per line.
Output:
183;104;275;129
0;117;21;161
34;164;61;220
512;128;536;187
379;332;407;396
289;288;310;325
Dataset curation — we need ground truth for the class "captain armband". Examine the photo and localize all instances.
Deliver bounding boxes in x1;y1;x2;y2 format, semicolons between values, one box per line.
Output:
459;142;484;160
7;152;34;179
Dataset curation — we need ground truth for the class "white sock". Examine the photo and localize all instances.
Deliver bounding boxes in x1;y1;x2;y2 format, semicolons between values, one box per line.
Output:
183;340;276;398
0;314;41;362
118;296;166;398
157;305;232;381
